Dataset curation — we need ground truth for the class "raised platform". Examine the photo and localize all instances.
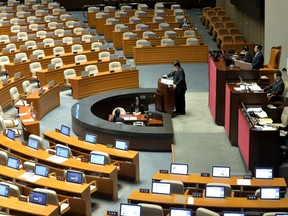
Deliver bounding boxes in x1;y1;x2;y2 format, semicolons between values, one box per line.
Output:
71;88;174;151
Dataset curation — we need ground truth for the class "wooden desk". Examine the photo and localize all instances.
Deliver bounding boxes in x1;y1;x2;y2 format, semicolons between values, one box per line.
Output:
43;130;140;183
36;58;126;86
108;114;163;126
0;196;60;216
26;84;60;120
0;134;118;200
68;68;139;100
133;44;208;65
0;76;25;109
19;106;40;140
224;83;267;146
155;78;175;115
0;165;93;216
128;190;288;212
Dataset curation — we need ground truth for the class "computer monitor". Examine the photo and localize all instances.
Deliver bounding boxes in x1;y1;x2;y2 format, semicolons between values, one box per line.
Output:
27;137;39;150
6;129;15;141
66;170;83;184
0;184;10;198
60;125;70;136
31;109;37;120
212;166;230;178
34;164;49;177
7;157;20;170
170;163;188;175
275;214;288;216
223;212;246;216
120;203;142;216
170;208;192;216
81;71;89;78
205;185;225;198
260;187;280;200
255;167;273;179
14;72;21;80
29;191;47;205
90;153;105;165
48;80;55;89
151;181;171;195
56;145;69;158
115;139;129;151
84;133;97;144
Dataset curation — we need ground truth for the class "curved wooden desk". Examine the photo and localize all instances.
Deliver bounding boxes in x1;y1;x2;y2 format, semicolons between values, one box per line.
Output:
68;68;139;99
19;106;40;139
71;88;174;151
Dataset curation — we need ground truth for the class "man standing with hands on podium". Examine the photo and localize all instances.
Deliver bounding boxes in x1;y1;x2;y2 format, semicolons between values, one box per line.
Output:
164;60;187;115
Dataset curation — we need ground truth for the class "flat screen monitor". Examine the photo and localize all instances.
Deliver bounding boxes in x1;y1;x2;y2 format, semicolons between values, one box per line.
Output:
275;214;288;216
6;129;15;141
85;133;97;144
29;191;47;205
255;167;273;179
31;109;37;120
14;72;21;80
27;137;39;150
0;184;10;198
60;125;70;136
7;157;20;170
205;185;225;198
90;153;105;165
151;182;171;195
48;80;55;88
170;163;188;175
66;170;83;184
120;203;142;216
56;145;69;158
81;70;89;78
212;166;230;178
170;208;192;216
115;139;129;151
260;187;280;200
223;212;246;216
34;164;49;177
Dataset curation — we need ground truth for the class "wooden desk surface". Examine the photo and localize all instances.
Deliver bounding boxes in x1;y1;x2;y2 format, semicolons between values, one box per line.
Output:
109;114;163;126
0;196;59;216
133;44;208;65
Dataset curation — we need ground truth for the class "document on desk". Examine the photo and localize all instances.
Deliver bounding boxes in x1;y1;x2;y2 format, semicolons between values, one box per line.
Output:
187;196;194;204
47;155;68;163
22;118;35;122
19;172;42;182
18;112;29;116
161;78;173;85
129;116;137;120
123;117;129;120
237;179;251;185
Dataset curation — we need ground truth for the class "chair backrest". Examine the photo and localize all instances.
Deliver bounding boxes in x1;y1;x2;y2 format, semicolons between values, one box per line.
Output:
281;106;288;126
138;203;164;216
43;38;54;47
184;30;195;37
171;4;181;10
136;39;150;47
25;40;37;49
48;22;57;29
123;32;135;39
33;188;59;205
29;62;42;74
29;23;39;31
155;3;164;10
88;6;100;13
85;65;98;76
137;4;148;10
62;36;73;45
91;42;103;50
115;11;127;18
71;44;83;53
64;69;76;82
90;151;111;164
17;32;28;41
129;16;141;24
73;27;83;35
6;43;16;51
53;46;65;56
15;52;28;61
66;20;75;28
0;56;10;65
74;54;87;64
268;46;282;69
29;134;46;149
36;30;47;39
196;207;220;216
224;21;235;29
160;180;184;194
109;61;121;71
120;5;131;11
0;150;8;163
23;161;35;171
0;182;21;197
0;35;9;43
11;25;21;33
222;35;233;43
96;12;108;18
0;116;5;132
104;6;116;12
82;34;93;42
54;29;64;37
142;31;155;39
135;10;147;17
164;30;176;38
32;49;45;58
10;87;20;100
174;9;184;16
112;107;126;115
55;144;73;158
206;183;232;197
98;51;110;60
51;57;63;67
22;80;32;94
233;35;245;43
152;16;164;23
161;38;174;46
154;9;164;16
159;22;170;30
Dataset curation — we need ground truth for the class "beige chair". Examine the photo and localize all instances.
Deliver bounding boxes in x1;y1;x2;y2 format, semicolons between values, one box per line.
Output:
263;46;282;70
55;144;73;158
161;38;174;46
120;5;131;11
63;69;76;88
71;44;83;53
96;12;108;19
142;31;155;39
206;183;232;197
10;18;19;25
159;22;170;30
53;46;65;56
115;11;127;18
160;180;186;194
29;134;48;149
135;10;147;17
123;32;135;39
196;207;220;216
66;21;75;28
27;16;37;23
22;80;32;96
29;62;42;86
184;30;196;37
106;18;119;25
85;65;98;76
104;6;116;12
73;27;83;35
91;42;103;51
138;203;164;216
9;87;29;109
164;30;176;38
10;25;21;33
74;54;87;64
32;49;45;58
0;105;19;128
28;23;39;31
155;2;164;10
6;43;16;52
81;34;93;43
0;116;22;136
35;9;46;17
98;51;110;61
15;52;28;62
62;36;73;45
129;16;141;24
0;182;21;197
136;39;150;47
109;61;121;71
0;35;9;43
43;38;54;47
25;40;37;50
60;14;71;21
54;29;65;37
0;150;8;164
154;9;164;16
137;4;148;10
174;9;184;16
44;15;56;23
48;22;57;29
152;16;164;23
51;57;63;67
273;107;288;128
171;4;181;10
36;30;47;39
0;56;10;66
88;6;100;13
135;24;148;31
23;161;35;171
112;107;126;115
17;32;28;41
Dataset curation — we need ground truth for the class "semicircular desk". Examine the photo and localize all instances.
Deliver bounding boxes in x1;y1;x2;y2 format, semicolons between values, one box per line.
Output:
71;88;174;151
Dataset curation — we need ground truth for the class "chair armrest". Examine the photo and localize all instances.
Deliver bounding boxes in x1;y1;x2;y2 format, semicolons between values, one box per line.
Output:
48;172;56;177
59;198;70;214
184;189;189;195
268;95;284;103
87;180;97;193
3;119;16;127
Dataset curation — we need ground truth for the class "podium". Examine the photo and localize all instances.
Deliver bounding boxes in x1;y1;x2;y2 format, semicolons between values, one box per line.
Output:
155;78;175;115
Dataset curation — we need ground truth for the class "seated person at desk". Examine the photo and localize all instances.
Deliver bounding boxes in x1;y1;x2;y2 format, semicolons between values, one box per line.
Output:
179;16;191;28
263;70;284;101
130;97;145;114
110;109;125;124
252;44;264;69
240;46;252;63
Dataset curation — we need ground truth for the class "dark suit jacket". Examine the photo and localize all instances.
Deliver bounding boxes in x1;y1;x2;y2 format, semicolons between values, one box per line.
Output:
167;67;187;93
244;52;252;63
251;52;264;69
130;104;145;114
111;116;125;123
264;78;285;96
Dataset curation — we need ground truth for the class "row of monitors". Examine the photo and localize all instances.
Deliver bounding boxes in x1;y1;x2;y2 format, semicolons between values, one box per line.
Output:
151;181;281;200
119;203;288;216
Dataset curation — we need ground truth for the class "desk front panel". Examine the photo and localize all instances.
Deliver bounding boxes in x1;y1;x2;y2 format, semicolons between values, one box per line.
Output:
69;69;139;100
19;106;40;139
133;45;208;65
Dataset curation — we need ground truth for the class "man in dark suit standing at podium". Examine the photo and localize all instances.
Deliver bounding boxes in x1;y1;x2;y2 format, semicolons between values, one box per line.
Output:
252;44;264;69
166;60;187;115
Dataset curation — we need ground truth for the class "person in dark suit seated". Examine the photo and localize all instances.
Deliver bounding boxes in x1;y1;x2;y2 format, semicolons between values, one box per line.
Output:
164;60;187;115
179;16;190;28
130;96;145;114
264;70;285;101
241;46;252;63
111;109;125;123
251;44;264;69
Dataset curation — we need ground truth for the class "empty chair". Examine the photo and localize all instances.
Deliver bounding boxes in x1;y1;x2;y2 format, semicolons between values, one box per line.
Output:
138;203;164;216
66;20;75;28
160;180;185;194
233;35;245;43
161;38;174;46
135;24;148;31
51;57;63;67
212;22;224;40
129;16;141;24
62;36;73;45
55;144;73;158
98;51;110;61
73;27;84;35
48;2;60;9
36;30;47;39
88;6;100;13
109;61;121;71
136;39;150;47
71;44;83;53
53;46;65;56
184;29;196;37
27;16;37;23
154;9;164;16
0;35;9;43
85;65;98;76
206;183;232;197
60;13;71;21
22;80;32;95
48;22;57;29
171;4;181;9
10;18;19;25
220;16;231;23
82;34;93;43
228;27;240;35
106;18;119;25
135;10;147;17
29;62;42;85
23;161;35;171
43;38;54;47
123;32;136;39
91;41;103;50
120;5;131;11
112;107;126;115
137;4;148;10
0;150;8;163
16;11;29;18
115;11;127;18
196;207;220;216
29;134;48;149
32;49;45;58
95;12;109;19
164;30;176;38
104;6;116;12
155;2;164;10
10;25;21;33
142;31;155;39
17;32;28;41
28;23;39;31
224;21;235;29
9;86;29;109
159;22;170;30
152;16;164;23
32;4;44;10
25;40;37;49
35;9;45;16
54;29;65;37
186;38;199;45
25;0;36;4
0;182;21;197
15;52;28;62
52;8;62;15
44;15;56;22
174;9;184;16
6;43;16;52
0;116;21;136
0;56;10;66
114;24;126;31
63;69;76;88
0;105;19;128
74;54;87;64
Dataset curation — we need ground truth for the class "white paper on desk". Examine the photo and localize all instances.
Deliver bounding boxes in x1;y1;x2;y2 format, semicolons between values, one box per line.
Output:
47;155;68;163
237;179;251;185
247;107;262;113
187;197;194;204
129;116;137;120
123;117;129;120
249;85;262;91
234;85;246;91
27;174;42;182
22;118;34;122
161;78;173;85
18;172;34;179
18;112;29;116
257;111;268;118
262;126;277;131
